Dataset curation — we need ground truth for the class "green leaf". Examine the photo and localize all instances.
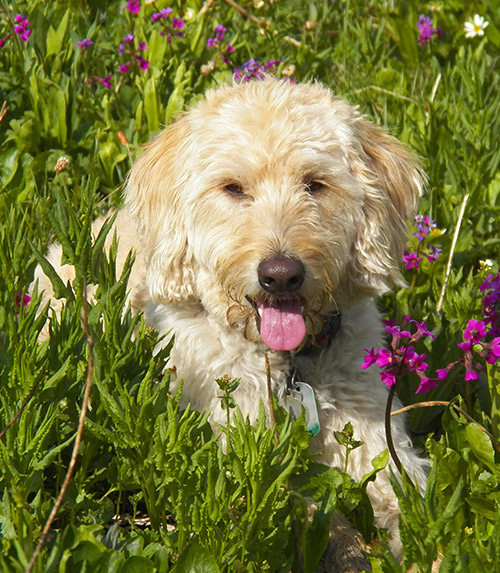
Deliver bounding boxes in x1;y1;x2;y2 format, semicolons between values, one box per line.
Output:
173;544;220;573
120;556;155;573
46;9;70;60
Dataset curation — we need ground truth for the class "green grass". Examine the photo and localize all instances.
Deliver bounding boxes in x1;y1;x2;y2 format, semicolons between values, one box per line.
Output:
0;1;499;571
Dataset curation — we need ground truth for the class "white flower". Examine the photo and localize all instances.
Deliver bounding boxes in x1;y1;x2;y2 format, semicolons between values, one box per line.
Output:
464;14;489;38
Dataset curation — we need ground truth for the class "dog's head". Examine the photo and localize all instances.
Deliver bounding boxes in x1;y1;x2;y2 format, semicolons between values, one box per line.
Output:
125;78;423;351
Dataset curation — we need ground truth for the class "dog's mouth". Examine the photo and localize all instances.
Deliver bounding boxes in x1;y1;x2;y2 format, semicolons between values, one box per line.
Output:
247;295;306;352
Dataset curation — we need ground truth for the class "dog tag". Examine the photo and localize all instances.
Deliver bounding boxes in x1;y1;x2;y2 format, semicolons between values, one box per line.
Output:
285;381;321;437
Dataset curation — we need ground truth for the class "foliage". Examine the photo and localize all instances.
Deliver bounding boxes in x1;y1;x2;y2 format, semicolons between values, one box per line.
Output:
0;0;499;571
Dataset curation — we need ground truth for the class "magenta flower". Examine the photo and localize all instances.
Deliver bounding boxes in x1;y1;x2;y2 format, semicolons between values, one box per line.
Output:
403;252;422;270
362;316;438;393
374;348;394;368
151;8;184;43
416;376;436;394
13;14;32;42
380;370;397;388
15;292;31;308
125;0;141;14
361;348;378;369
151;8;173;22
118;35;149;74
234;59;282;82
0;33;12;49
463;319;487;344
417;14;441;46
74;39;93;51
425;244;442;263
93;74;112;89
480;270;500;337
403;346;428;372
410;320;435;341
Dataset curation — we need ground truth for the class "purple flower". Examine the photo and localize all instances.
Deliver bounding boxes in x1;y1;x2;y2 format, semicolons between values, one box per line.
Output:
403;346;428;372
425;244;442;263
375;348;394;368
416;376;437;394
361;348;378;369
125;0;141;14
151;8;173;22
0;34;12;49
403;252;422;270
463;319;487;344
119;36;149;74
13;14;32;42
410;320;435;341
465;367;481;382
135;54;149;70
15;292;31;308
380;370;397;388
234;59;281;82
480;270;500;337
417;14;439;46
74;39;93;53
93;74;112;89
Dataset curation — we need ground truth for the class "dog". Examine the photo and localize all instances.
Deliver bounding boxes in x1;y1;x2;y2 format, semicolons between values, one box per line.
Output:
34;77;428;570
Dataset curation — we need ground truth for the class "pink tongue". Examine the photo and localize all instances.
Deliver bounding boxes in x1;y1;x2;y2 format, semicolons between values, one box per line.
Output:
259;299;306;351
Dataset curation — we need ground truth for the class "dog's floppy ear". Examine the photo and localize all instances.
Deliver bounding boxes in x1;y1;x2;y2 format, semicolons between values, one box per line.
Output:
348;116;425;296
124;117;197;304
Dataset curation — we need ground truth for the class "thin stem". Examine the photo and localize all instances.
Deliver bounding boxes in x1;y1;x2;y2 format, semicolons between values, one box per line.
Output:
385;382;415;488
391;400;500;454
26;281;94;573
437;193;469;314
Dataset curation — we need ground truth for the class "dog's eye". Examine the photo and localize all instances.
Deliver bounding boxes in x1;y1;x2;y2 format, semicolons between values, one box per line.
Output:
224;183;245;197
305;180;324;195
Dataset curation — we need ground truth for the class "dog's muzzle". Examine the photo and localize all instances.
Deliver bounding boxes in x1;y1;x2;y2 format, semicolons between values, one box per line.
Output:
250;255;307;352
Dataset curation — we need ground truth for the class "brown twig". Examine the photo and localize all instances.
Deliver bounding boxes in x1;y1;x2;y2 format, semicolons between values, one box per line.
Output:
26;280;95;573
0;101;8;124
222;0;270;29
391;400;500;454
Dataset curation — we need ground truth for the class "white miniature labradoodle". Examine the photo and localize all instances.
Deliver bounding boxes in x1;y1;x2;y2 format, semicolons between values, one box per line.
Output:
34;77;428;570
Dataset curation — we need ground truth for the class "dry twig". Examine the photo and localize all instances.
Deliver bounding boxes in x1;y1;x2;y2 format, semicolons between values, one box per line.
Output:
26;280;95;573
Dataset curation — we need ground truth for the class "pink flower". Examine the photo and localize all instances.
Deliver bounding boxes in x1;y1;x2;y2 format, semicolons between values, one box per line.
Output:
15;292;31;308
361;348;378;369
375;348;394;368
93;74;112;89
403;252;422;270
13;14;32;42
417;15;439;46
416;376;437;394
151;8;173;22
410;320;435;341
126;0;141;14
463;319;487;344
380;370;397;388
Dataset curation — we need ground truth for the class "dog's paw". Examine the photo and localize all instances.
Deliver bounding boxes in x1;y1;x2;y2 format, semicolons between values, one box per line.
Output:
316;512;372;573
318;541;371;573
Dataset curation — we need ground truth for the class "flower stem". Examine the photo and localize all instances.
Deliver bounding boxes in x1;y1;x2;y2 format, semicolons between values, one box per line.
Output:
385;382;415;488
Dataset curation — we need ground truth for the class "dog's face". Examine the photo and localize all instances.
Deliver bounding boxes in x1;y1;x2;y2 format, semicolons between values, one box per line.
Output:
125;78;423;351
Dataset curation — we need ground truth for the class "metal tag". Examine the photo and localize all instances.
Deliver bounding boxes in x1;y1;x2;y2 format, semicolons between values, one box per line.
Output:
284;381;321;437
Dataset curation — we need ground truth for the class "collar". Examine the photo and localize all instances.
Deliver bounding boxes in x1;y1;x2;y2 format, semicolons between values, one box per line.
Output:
298;311;341;356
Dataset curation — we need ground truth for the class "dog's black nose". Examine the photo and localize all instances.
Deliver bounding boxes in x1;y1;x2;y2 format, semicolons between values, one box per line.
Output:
258;255;305;294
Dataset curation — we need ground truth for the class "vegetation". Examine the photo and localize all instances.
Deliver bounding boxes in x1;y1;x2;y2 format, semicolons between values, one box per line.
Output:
0;1;499;571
